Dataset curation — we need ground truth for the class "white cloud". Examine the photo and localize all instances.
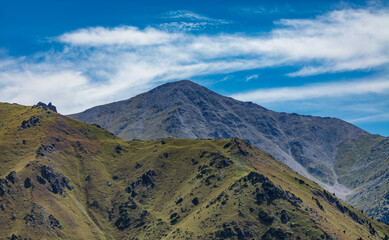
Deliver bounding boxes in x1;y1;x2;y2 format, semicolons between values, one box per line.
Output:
58;26;181;46
1;7;389;115
230;79;389;103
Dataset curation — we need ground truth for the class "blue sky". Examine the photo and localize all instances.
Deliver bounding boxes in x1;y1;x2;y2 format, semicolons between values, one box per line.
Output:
1;0;389;136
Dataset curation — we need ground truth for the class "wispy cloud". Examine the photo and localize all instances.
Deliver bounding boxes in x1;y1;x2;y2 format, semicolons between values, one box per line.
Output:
349;112;389;123
1;7;389;114
230;79;389;103
246;74;259;81
157;10;231;32
163;10;214;21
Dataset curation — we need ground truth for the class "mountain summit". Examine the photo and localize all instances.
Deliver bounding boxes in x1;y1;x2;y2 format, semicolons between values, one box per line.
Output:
69;80;389;222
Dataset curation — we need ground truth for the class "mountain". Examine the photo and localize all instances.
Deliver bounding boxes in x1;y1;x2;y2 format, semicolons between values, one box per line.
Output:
69;80;389;222
1;102;388;239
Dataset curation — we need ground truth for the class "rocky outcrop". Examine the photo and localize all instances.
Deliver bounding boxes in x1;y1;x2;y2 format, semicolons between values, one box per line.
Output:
20;116;40;129
33;102;57;113
38;165;73;195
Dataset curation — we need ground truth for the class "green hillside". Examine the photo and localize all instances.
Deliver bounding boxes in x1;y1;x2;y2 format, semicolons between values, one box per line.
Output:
0;102;388;239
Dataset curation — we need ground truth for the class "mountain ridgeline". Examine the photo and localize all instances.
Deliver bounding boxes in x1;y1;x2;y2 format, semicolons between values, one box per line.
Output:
0;102;388;239
69;80;389;223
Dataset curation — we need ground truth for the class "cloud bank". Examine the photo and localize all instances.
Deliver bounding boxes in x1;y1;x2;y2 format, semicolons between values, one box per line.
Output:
0;7;389;115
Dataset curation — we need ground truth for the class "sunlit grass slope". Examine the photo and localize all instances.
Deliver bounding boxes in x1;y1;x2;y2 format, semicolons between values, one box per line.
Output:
0;102;388;239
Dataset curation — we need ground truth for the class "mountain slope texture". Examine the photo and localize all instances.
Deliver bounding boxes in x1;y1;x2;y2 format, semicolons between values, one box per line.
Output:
69;80;389;223
1;102;388;239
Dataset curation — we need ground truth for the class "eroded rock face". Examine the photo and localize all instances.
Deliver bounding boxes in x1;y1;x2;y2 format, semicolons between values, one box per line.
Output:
21;116;40;129
39;165;73;195
24;206;62;230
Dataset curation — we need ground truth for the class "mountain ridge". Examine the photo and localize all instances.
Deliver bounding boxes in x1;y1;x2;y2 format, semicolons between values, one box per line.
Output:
68;80;388;223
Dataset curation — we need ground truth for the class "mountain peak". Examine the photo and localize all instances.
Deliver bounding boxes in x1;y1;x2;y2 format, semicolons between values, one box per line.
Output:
68;81;389;222
149;80;208;94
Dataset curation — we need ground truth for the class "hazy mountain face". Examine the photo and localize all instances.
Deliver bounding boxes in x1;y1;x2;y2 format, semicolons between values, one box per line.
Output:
1;102;388;239
69;80;389;223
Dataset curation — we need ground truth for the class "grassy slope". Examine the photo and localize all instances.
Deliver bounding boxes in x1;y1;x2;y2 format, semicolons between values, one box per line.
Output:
0;102;388;240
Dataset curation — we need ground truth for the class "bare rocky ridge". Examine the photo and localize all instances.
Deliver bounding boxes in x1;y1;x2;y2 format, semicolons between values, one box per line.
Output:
68;80;388;222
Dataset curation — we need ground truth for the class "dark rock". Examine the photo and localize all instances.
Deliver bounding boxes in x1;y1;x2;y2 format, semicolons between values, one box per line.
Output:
256;180;285;205
0;179;8;196
135;163;142;169
24;177;33;188
9;234;21;240
258;209;274;226
115;145;123;154
0;186;5;197
89;200;99;208
6;171;17;184
107;182;112;186
209;153;234;169
336;201;345;213
215;227;234;239
280;210;289;224
140;210;148;219
115;208;131;230
21;116;40;129
33;102;57;112
49;214;62;229
170;218;178;225
85;175;92;182
40;165;73;194
37;175;47;184
41;165;56;180
246;172;267;185
192;197;199;206
234;227;245;240
141;170;156;187
176;198;183;205
314;198;325;211
261;227;291;240
170;212;180;225
36;144;57;157
369;222;376;235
